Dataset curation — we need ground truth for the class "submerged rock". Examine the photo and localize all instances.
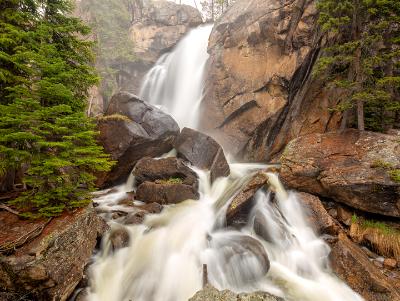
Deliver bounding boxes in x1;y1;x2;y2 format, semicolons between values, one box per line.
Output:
174;127;230;182
226;172;268;225
96;92;179;187
0;207;107;301
280;130;400;217
189;285;283;301
134;157;199;204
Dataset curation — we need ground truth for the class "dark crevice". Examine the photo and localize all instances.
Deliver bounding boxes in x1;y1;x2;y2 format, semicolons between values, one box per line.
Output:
218;100;259;129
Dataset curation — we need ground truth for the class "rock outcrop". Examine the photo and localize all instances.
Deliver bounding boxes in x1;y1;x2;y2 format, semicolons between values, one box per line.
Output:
0;207;107;301
174;128;230;182
280;130;400;217
121;0;203;95
133;157;199;204
330;233;400;301
189;285;283;301
201;0;342;161
97;92;179;187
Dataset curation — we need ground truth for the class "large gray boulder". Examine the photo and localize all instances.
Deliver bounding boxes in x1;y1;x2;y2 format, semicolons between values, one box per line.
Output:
174;128;230;183
280;130;400;217
133;157;199;204
96;92;179;187
200;0;343;161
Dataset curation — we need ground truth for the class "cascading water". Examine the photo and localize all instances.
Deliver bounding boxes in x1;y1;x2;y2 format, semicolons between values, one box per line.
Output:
87;24;365;301
139;25;212;129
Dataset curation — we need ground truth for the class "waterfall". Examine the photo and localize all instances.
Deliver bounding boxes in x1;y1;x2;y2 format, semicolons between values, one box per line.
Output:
87;24;365;301
140;25;213;129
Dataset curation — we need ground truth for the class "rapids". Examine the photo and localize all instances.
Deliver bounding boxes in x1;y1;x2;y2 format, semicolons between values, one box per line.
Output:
87;25;365;301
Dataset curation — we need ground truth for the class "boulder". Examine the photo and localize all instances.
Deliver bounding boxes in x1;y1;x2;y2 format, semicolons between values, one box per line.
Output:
121;0;203;95
97;92;179;187
133;157;199;204
200;0;343;161
330;233;400;301
226;172;268;225
280;130;400;217
189;285;283;301
0;207;107;301
296;192;342;236
208;234;270;285
174;128;230;182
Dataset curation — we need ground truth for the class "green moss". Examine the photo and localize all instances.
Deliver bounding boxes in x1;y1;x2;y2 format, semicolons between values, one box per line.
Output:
353;214;399;235
371;160;394;169
156;178;183;185
370;160;400;183
389;169;400;183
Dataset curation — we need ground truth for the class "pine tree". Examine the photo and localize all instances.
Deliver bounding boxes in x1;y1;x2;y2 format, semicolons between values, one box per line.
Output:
0;0;114;218
316;0;400;131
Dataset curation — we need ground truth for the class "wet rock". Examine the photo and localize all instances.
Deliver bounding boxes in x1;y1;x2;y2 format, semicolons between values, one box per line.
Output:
226;172;268;225
296;192;342;236
209;235;270;286
139;202;163;214
109;228;130;250
134;157;199;204
123;211;146;225
0;207;107;301
201;0;343;162
174;128;230;182
96;92;179;187
281;130;400;217
189;285;283;301
330;233;400;301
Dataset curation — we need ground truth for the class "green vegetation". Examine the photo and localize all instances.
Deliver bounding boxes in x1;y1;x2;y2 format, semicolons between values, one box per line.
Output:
156;178;184;185
0;0;114;218
370;160;400;183
77;0;136;103
389;169;400;183
316;0;400;132
351;214;400;260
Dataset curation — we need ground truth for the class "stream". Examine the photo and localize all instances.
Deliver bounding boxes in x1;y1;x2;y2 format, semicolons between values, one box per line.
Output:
87;25;364;301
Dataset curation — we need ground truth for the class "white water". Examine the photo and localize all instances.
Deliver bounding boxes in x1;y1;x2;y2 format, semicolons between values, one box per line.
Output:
87;24;364;301
140;25;212;129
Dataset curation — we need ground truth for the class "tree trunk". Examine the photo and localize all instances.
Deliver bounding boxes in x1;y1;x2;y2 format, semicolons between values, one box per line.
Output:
353;0;365;131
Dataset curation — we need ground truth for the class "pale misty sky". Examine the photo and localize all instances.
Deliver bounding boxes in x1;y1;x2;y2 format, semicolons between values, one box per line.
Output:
168;0;202;9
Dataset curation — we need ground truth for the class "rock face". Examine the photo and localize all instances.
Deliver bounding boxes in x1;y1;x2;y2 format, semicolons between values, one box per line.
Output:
133;157;199;204
97;92;179;187
0;207;107;301
174;128;230;182
121;0;203;95
330;233;400;301
280;130;400;217
189;285;284;301
201;0;343;161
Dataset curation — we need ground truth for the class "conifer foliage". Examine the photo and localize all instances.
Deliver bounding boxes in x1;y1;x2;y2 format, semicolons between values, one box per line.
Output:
0;0;114;218
316;0;400;131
